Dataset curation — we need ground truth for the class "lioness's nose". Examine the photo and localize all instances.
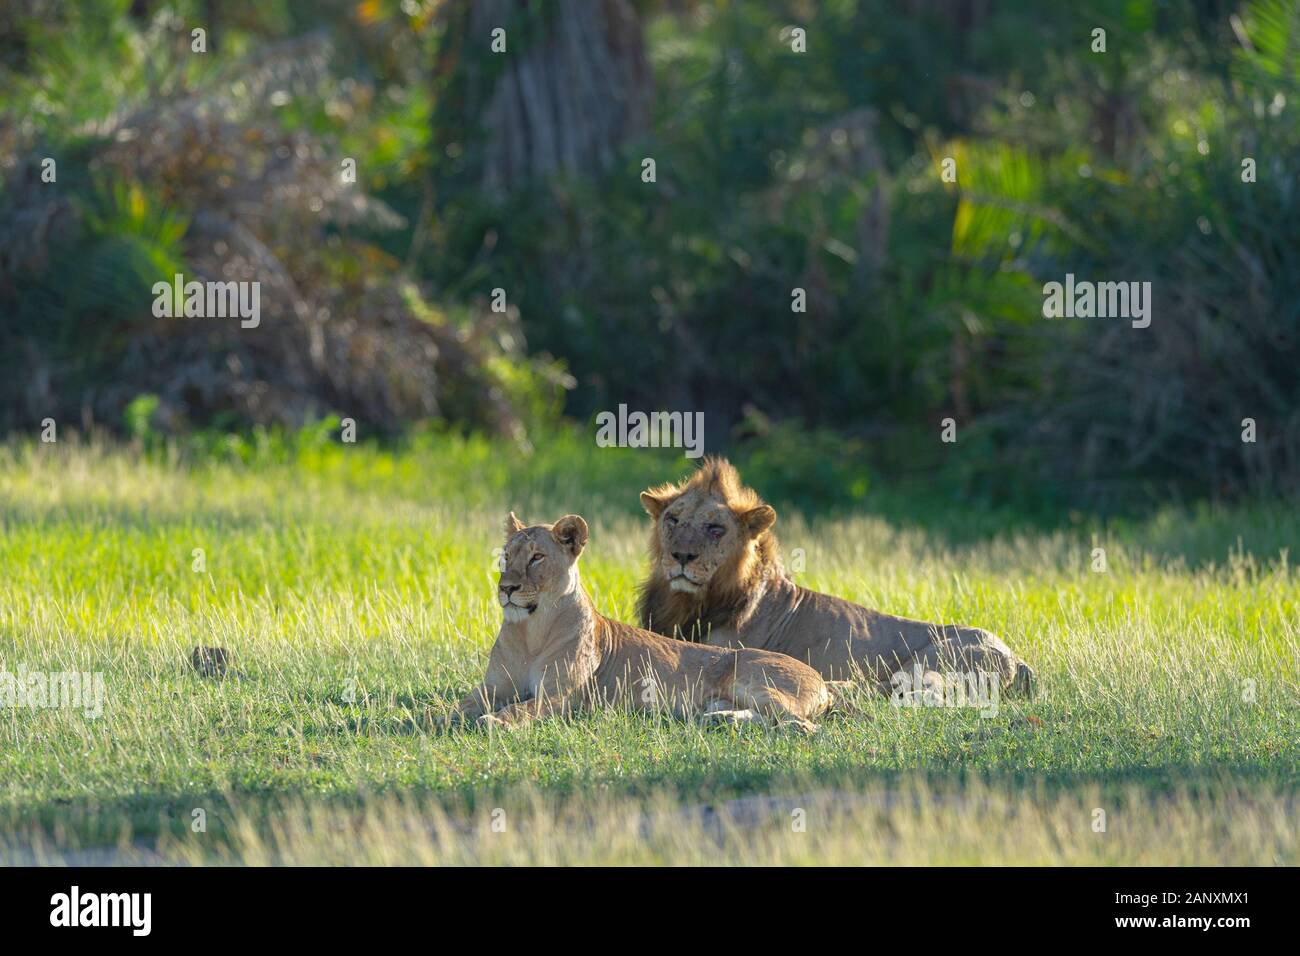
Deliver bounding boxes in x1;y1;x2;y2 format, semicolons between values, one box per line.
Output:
671;551;697;565
501;584;520;596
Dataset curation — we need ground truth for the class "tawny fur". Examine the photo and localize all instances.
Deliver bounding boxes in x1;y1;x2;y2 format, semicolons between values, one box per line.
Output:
636;457;1035;692
443;511;833;733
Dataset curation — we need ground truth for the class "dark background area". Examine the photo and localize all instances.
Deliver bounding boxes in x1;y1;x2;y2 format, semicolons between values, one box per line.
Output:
2;0;1297;510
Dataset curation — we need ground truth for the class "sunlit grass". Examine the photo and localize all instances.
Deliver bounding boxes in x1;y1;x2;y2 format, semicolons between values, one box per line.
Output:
0;438;1297;863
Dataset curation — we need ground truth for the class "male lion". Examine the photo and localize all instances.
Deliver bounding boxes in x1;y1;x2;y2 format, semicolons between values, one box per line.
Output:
636;458;1035;693
443;511;834;732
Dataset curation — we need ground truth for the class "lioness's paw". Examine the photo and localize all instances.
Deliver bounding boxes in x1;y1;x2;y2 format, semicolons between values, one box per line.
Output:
701;708;757;728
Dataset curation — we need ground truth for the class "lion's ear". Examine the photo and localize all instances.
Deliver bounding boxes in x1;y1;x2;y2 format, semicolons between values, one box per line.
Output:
504;511;526;538
738;504;776;536
551;514;589;557
640;486;678;518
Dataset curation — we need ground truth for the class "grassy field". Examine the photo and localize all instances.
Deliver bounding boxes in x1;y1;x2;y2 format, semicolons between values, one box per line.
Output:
1;435;1297;865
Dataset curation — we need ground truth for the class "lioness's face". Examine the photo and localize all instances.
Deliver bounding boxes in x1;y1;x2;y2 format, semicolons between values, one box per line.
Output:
647;489;747;594
497;513;588;623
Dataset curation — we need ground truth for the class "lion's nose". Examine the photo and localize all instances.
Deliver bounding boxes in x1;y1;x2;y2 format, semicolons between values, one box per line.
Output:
671;551;697;565
501;584;520;596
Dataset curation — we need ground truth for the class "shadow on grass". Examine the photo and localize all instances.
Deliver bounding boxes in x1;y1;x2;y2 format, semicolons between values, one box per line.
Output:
4;758;1293;859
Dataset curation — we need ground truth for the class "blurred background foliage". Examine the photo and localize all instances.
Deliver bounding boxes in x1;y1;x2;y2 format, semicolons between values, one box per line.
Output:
1;0;1297;511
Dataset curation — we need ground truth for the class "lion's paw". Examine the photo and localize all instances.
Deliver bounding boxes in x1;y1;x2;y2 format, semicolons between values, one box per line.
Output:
702;708;757;728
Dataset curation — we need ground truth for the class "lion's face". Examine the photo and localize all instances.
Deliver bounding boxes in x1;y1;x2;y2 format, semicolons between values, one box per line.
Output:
640;479;776;596
498;512;588;623
653;488;744;594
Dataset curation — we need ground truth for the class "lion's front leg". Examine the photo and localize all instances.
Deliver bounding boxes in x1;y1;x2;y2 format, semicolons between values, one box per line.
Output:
445;686;496;723
892;623;1033;694
482;692;576;729
481;643;595;729
437;652;521;730
434;685;505;731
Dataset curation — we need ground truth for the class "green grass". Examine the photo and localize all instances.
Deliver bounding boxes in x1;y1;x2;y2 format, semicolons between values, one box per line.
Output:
0;436;1297;864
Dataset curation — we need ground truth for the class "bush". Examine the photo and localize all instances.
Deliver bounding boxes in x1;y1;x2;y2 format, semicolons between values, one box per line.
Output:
0;2;570;443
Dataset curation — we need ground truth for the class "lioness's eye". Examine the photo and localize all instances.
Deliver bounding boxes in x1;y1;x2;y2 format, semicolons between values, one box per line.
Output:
665;515;678;526
706;524;725;539
529;553;544;564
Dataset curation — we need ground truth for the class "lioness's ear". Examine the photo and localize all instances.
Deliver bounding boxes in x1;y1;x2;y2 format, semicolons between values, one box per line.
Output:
739;504;776;536
551;514;589;557
640;486;678;518
504;511;525;538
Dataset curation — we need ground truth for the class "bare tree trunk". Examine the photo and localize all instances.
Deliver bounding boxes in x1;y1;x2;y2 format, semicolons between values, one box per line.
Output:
446;0;652;197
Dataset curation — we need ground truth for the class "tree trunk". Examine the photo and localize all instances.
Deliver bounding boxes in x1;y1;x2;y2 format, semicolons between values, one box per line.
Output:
445;0;652;197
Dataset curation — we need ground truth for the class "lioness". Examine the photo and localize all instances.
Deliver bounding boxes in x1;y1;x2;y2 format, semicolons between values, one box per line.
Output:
637;458;1035;692
443;512;834;732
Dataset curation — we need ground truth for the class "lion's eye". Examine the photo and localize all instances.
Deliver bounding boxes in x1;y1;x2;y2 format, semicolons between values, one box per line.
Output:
706;524;725;539
664;515;678;526
529;553;544;564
